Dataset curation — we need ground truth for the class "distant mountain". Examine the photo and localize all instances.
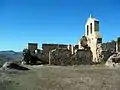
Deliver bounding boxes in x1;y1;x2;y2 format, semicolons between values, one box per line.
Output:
0;50;22;61
0;50;22;67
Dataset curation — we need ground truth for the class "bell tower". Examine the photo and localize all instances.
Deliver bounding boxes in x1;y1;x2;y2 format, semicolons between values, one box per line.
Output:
85;14;102;62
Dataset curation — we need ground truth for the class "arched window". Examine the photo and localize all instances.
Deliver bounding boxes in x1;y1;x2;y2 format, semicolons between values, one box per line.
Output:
90;23;92;34
87;25;89;35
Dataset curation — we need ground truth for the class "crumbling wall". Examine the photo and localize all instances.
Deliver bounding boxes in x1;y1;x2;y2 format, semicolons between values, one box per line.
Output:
70;49;93;65
42;44;68;62
28;43;38;51
49;48;93;65
27;43;38;56
101;41;116;51
105;52;120;67
49;48;71;65
101;50;114;62
101;40;118;62
42;44;68;54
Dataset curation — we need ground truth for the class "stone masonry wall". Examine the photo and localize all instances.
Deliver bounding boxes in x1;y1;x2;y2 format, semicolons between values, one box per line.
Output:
70;49;93;65
49;48;71;65
101;41;116;52
49;48;93;65
42;44;68;62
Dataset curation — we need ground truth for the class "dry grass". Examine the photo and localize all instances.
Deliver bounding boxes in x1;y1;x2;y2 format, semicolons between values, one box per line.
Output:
0;65;120;90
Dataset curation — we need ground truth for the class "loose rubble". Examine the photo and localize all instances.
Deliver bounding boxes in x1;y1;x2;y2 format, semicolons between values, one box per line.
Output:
105;52;120;67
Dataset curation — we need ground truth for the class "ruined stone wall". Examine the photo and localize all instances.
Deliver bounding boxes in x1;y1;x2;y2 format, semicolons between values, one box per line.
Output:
70;49;93;65
42;44;68;62
101;41;118;61
24;43;94;65
101;50;114;62
49;48;93;65
42;44;68;53
101;41;116;51
69;44;79;54
28;43;38;51
27;43;38;56
49;48;71;65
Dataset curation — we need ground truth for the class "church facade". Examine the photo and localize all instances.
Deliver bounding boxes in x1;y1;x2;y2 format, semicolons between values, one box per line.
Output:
83;14;102;62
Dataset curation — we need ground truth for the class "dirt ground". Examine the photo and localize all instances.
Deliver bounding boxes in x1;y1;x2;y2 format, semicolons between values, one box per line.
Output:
0;65;120;90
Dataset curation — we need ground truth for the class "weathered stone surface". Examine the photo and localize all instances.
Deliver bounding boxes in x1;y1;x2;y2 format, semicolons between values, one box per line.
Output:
28;43;38;51
101;50;114;62
70;49;93;65
49;48;71;65
105;52;120;67
49;49;93;65
101;41;116;51
42;44;68;62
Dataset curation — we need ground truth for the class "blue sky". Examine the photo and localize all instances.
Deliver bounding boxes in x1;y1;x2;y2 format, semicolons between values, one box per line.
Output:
0;0;120;51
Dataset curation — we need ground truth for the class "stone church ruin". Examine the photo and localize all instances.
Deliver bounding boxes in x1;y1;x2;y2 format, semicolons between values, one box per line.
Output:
22;15;120;65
